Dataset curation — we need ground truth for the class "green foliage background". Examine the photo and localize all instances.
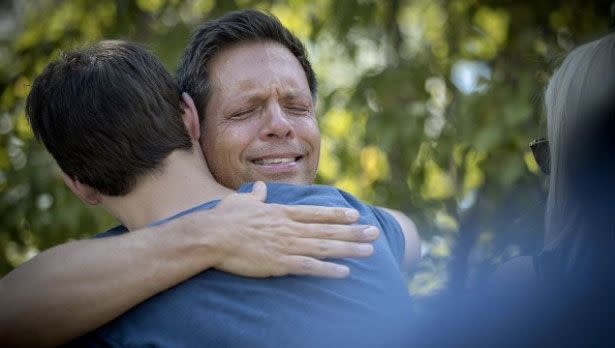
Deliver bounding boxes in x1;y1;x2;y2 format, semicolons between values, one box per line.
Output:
0;0;612;294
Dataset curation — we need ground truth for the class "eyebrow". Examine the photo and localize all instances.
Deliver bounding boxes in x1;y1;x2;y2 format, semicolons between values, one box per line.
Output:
280;91;310;101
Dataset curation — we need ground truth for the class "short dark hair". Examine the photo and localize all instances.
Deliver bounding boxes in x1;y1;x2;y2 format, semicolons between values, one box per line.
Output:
177;9;317;124
26;40;193;196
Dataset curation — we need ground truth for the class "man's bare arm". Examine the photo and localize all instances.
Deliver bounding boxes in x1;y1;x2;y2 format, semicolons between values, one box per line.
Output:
381;208;421;270
0;183;379;347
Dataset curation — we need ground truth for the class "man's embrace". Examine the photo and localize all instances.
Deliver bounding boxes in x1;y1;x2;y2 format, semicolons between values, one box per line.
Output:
0;9;419;347
27;40;411;347
178;9;418;268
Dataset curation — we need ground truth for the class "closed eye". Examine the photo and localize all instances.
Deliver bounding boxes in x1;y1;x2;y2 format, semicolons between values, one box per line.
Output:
286;106;310;115
228;108;256;119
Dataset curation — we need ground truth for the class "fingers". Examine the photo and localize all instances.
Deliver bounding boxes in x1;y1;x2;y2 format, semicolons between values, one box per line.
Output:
276;204;360;224
249;181;267;202
300;224;380;242
287;239;374;259
283;256;350;278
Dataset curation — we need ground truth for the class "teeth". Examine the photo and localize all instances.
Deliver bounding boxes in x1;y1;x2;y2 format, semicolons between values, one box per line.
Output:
254;157;296;165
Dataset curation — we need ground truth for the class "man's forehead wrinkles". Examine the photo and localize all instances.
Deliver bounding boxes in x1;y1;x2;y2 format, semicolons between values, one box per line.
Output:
237;79;257;91
228;83;306;99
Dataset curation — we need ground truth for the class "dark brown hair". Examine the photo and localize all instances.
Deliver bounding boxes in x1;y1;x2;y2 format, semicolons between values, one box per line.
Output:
26;40;193;196
177;9;317;124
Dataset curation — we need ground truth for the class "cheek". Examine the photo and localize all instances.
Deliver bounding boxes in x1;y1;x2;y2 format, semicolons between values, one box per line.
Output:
300;119;320;180
202;126;219;160
206;123;252;165
202;124;233;176
298;118;321;152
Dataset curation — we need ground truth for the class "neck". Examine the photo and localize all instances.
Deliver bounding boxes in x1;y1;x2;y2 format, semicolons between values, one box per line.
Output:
101;149;232;230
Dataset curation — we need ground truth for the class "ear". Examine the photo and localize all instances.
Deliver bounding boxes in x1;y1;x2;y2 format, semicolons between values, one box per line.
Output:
62;173;100;205
180;92;201;142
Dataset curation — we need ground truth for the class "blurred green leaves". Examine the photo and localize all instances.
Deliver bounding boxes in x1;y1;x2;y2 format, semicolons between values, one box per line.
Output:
0;0;612;295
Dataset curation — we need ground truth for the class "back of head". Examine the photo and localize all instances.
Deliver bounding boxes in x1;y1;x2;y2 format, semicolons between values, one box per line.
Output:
26;40;192;196
177;9;317;123
544;33;615;279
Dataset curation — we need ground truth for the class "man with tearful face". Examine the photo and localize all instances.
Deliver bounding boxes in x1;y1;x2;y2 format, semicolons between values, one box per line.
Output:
200;41;321;189
178;10;419;265
0;9;419;348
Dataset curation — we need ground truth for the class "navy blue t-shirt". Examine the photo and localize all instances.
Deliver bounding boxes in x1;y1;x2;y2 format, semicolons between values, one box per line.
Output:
74;183;412;347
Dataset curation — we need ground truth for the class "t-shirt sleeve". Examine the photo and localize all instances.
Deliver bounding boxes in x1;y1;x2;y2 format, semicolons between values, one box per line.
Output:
370;206;406;267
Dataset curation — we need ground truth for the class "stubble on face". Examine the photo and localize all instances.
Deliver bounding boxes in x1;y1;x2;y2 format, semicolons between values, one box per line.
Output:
201;41;320;189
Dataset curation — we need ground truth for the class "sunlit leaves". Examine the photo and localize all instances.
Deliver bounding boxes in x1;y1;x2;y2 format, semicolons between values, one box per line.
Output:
270;2;313;39
321;107;353;138
409;268;447;296
462;149;485;193
13;114;32;140
317;135;340;181
12;76;29;98
360;146;389;183
0;0;610;293
0;148;9;171
398;0;449;61
524;151;540;174
461;6;510;60
474;7;509;46
435;211;459;232
137;0;165;13
420;159;454;200
473;7;509;57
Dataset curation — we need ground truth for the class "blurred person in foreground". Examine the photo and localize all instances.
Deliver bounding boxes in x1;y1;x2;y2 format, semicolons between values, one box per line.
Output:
414;32;615;347
496;31;615;344
18;40;413;347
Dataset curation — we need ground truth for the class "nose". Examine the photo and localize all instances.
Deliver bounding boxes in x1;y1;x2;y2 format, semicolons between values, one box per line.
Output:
260;101;294;140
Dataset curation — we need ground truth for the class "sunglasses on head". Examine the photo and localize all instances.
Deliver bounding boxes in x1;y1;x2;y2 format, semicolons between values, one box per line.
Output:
530;138;550;175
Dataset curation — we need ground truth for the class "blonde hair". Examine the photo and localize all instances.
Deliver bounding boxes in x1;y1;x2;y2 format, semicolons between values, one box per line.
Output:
544;33;615;266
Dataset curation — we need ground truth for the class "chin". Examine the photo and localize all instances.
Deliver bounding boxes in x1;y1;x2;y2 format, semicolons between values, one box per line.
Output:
257;174;310;186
